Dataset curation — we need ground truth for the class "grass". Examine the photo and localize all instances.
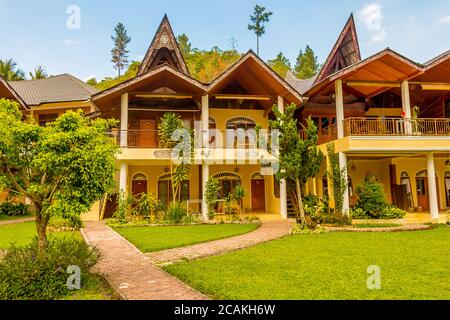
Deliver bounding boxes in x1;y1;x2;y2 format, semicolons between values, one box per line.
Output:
0;222;81;249
114;223;259;253
354;223;402;228
62;273;120;300
165;226;450;300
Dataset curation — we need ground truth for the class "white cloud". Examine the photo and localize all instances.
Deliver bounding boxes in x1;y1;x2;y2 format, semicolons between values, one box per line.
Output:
64;39;80;45
84;75;96;82
438;16;450;24
358;3;386;43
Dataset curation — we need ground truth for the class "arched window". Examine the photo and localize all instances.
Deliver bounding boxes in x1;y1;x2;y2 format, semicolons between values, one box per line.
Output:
251;172;264;180
322;175;328;198
132;173;147;181
158;173;189;206
213;172;242;199
445;172;450;207
226;117;256;148
226;117;256;130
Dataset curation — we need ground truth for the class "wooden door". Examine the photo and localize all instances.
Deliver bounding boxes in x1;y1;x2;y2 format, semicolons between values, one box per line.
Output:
416;177;429;210
132;179;147;197
251;179;265;212
139;120;156;147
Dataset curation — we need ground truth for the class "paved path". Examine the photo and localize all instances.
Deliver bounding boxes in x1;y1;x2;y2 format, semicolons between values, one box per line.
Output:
81;221;208;300
146;221;292;265
0;217;34;226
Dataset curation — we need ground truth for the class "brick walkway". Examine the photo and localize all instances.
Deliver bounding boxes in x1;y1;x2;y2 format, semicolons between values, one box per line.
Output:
0;217;34;226
81;221;208;300
146;221;292;265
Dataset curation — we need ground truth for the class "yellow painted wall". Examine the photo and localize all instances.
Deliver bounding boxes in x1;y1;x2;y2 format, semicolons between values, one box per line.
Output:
209;109;270;131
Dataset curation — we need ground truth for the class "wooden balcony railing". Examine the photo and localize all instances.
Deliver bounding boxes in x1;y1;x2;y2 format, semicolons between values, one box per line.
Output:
343;118;450;137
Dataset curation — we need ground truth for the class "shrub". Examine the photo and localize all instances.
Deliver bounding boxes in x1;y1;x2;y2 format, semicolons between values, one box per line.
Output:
0;237;99;300
321;213;352;226
379;206;406;219
164;202;188;224
48;216;83;231
354;173;387;216
0;201;30;217
205;177;220;220
350;208;369;219
132;193;160;220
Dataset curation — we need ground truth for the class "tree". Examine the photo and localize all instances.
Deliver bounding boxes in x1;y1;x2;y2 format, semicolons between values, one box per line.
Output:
0;59;25;81
111;22;131;77
228;37;239;52
0;99;118;254
326;143;347;215
267;52;292;78
270;104;324;228
86;77;98;87
294;45;321;79
248;5;273;55
29;66;48;79
158;113;191;204
177;33;193;58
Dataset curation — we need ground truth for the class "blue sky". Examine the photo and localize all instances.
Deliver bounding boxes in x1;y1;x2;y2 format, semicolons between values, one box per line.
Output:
0;0;449;81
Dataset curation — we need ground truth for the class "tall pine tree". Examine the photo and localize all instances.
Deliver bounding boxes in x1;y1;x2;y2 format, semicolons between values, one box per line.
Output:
294;45;320;79
248;5;273;55
111;23;131;77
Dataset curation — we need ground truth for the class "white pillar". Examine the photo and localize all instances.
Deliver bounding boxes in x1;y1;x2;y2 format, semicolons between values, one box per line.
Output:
202;163;209;221
120;93;129;148
278;96;288;219
312;178;317;196
339;152;350;215
426;153;439;222
201;95;209;148
401;81;412;134
119;162;128;195
335;79;345;139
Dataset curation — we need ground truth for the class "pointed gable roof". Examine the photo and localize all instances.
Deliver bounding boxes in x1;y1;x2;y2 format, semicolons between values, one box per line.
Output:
314;13;361;84
137;14;189;76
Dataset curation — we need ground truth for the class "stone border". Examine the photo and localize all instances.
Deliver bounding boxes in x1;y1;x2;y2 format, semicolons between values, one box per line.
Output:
325;223;431;233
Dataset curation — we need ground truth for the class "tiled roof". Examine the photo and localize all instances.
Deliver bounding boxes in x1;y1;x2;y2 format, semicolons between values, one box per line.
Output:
8;74;99;106
285;71;317;95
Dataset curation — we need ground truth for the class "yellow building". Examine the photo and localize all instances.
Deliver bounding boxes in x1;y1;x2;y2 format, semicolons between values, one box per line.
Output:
1;14;449;223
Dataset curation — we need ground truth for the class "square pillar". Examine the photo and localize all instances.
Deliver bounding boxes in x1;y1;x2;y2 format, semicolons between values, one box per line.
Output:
335;79;345;139
426;153;439;222
278;96;288;220
201;163;209;221
120;93;129;148
401;81;412;134
201;95;209;148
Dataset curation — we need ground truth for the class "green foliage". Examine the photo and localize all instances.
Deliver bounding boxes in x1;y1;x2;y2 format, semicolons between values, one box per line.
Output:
354;173;387;216
48;215;83;230
113;192;133;222
379;206;406;219
164;202;188;224
350;207;368;219
205;177;221;220
0;99;119;251
289;223;329;235
111;22;131;77
0;201;30;217
0;59;25;81
92;61;140;90
29;66;48;79
0;237;99;300
267;52;292;78
326;143;347;214
294;45;321;79
132;192;160;221
248;5;273;54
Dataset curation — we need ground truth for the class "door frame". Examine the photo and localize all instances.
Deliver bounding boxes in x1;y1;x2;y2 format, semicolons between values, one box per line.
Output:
131;172;148;197
251;173;266;212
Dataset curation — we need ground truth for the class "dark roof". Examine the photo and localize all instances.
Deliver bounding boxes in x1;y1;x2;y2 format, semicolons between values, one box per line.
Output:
8;74;99;106
285;71;317;95
0;75;28;109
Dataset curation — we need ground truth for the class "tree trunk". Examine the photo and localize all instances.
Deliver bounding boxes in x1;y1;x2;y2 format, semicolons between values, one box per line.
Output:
170;161;176;204
35;212;49;255
257;36;260;56
295;178;306;228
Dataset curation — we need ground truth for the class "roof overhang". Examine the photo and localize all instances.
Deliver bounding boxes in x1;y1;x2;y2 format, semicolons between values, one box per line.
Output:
0;76;28;110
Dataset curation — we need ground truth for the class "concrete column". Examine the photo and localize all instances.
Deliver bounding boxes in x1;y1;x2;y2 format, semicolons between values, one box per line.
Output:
335;79;345;139
201;163;209;221
426;153;439;222
119;162;128;195
278;96;288;220
312;178;317;196
401;81;412;134
201;95;209;148
120;93;129;148
339;152;350;215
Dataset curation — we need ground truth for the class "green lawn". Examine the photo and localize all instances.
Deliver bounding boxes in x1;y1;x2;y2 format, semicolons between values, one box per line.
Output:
114;224;259;253
0;222;81;249
0;214;32;221
165;226;450;300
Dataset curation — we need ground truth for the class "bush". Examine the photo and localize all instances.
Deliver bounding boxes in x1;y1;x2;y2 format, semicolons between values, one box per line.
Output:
321;213;352;226
379;206;407;219
0;201;30;217
48;215;83;231
164;202;188;224
350;208;369;219
0;237;99;300
354;173;387;216
132;193;160;220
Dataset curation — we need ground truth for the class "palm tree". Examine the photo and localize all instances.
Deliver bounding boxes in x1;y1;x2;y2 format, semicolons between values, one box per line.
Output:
29;66;48;79
0;59;25;81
